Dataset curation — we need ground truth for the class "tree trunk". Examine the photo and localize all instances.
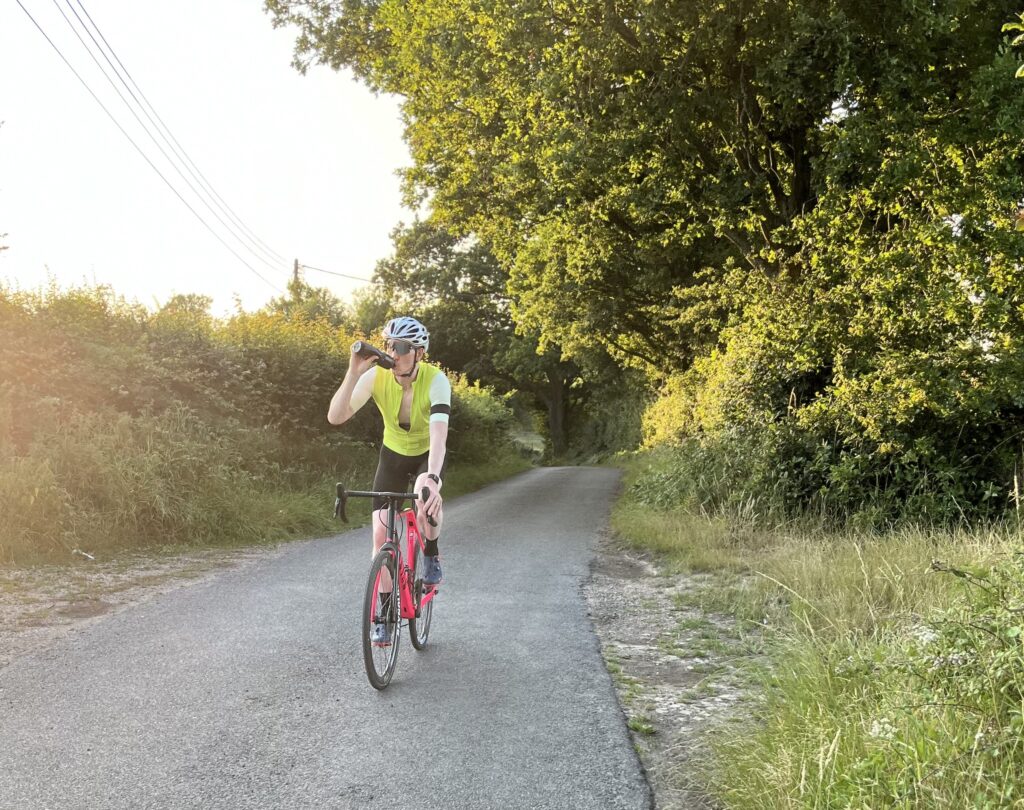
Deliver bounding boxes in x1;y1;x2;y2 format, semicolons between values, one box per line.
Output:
546;373;569;457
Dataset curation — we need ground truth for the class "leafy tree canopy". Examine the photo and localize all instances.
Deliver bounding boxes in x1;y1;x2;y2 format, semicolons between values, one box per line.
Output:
267;0;1024;518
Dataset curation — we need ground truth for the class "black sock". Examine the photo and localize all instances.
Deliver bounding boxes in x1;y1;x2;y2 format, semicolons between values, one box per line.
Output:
378;591;392;613
425;538;439;557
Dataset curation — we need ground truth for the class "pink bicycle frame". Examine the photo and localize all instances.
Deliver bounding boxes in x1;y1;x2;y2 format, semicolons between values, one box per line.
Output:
335;482;437;624
398;507;438;619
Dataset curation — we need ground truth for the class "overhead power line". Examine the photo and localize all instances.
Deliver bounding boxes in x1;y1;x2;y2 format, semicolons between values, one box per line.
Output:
66;0;289;268
14;0;284;293
300;263;380;285
50;0;287;277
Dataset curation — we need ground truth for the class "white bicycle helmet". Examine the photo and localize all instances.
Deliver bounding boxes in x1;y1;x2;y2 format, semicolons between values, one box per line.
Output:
382;316;430;352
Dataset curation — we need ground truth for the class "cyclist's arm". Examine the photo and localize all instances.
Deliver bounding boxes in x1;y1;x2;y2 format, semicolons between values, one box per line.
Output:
425;372;452;484
427;421;448;483
327;364;375;425
422;420;448;518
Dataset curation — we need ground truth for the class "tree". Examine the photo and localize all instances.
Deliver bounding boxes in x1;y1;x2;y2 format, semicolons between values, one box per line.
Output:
265;0;864;366
347;285;392;338
266;0;1024;516
264;275;350;326
373;219;585;456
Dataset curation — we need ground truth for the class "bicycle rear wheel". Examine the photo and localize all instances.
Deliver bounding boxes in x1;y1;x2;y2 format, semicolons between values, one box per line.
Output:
362;547;401;690
409;540;433;650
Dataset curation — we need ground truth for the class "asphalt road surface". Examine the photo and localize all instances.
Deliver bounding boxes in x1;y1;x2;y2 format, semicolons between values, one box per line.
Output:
0;467;651;809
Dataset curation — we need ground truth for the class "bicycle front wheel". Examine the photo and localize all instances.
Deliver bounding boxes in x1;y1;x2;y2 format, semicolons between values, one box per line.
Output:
362;547;401;690
409;540;433;650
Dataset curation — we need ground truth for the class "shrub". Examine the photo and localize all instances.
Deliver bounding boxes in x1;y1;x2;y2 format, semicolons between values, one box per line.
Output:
898;553;1024;795
568;368;647;462
447;374;518;464
0;284;525;562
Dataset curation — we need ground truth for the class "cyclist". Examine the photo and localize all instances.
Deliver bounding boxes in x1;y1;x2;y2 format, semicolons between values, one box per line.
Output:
327;316;450;645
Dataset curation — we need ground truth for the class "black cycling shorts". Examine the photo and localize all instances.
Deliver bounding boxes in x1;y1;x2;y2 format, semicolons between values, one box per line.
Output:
371;445;446;511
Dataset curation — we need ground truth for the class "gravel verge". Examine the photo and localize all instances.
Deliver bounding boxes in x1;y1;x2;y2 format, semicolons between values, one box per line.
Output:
584;532;758;809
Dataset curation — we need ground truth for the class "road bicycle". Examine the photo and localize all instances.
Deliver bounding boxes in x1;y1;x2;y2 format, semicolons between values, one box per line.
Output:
335;481;438;690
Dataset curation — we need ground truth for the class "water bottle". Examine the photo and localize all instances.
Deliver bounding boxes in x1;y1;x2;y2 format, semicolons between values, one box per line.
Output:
351;340;395;369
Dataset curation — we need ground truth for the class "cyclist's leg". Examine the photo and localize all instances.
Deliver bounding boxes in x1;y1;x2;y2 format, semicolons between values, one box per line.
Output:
371;446;423;591
413;453;446;541
371;445;418;549
413;456;447;586
414;470;444;541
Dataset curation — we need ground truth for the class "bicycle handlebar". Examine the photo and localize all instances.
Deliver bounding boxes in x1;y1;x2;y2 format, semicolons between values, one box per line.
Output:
334;483;438;527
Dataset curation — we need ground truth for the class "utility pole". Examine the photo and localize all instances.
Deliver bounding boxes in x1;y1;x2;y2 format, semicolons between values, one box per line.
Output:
293;258;300;285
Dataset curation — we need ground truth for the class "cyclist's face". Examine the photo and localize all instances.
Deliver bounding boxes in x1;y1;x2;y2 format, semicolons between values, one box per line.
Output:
386;339;418;372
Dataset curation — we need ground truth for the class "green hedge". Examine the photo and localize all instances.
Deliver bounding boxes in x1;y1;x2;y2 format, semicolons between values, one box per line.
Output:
0;285;523;563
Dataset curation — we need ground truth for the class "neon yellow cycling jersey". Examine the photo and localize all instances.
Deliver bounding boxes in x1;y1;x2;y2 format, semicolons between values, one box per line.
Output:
350;362;452;456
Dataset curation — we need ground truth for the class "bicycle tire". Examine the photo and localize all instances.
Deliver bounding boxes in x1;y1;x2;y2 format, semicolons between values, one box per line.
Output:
362;547;401;690
409;539;433;650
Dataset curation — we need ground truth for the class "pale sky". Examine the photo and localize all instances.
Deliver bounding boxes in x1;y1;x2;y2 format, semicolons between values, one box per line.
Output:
0;0;411;315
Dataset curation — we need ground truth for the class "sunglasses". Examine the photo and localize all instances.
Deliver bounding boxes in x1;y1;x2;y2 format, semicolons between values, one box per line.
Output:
385;339;416;356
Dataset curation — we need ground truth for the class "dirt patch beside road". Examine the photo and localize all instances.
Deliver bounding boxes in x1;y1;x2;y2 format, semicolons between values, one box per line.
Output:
584;533;757;809
0;546;284;670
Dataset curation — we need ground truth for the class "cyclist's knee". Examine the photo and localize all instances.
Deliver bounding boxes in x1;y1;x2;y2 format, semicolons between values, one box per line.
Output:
372;508;388;547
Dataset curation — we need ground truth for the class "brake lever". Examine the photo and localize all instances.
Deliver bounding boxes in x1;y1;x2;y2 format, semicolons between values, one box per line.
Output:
334;482;349;523
421;487;438;528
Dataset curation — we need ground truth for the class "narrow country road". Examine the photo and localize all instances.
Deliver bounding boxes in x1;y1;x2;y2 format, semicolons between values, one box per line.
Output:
0;467;651;809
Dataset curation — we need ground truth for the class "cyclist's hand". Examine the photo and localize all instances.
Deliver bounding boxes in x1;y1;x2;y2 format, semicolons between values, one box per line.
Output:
421;477;443;519
349;347;378;376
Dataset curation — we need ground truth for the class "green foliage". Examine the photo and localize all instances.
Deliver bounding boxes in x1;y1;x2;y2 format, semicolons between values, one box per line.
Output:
615;462;1024;806
1004;11;1024;77
627;433;813;524
347;285;392;338
0;454;67;561
901;555;1024;781
0;283;524;563
567;366;648;462
268;0;1024;524
265;276;351;326
0;403;372;562
446;373;520;464
631;420;1020;528
373;219;616;459
214;310;353;437
716;550;1024;807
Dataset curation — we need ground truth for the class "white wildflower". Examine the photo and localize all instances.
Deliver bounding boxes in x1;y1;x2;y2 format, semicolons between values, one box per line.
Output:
910;625;939;646
869;718;897;740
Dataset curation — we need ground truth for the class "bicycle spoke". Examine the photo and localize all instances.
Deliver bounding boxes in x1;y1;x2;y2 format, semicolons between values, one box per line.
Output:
362;548;401;690
409;533;433;650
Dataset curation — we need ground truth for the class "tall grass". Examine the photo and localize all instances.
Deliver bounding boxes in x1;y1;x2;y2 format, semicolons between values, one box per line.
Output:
0;284;532;564
0;404;530;564
0;404;378;562
614;450;1024;807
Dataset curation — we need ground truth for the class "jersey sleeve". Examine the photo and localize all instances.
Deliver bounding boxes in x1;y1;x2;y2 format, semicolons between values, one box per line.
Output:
429;371;452;424
349;367;376;413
